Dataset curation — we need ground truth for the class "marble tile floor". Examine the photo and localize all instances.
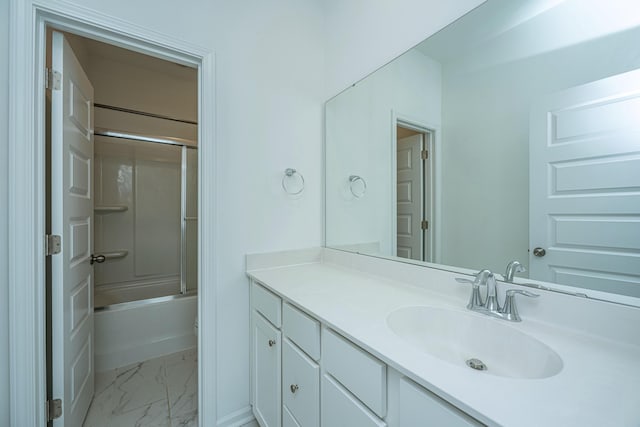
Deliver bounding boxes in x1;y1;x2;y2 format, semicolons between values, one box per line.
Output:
83;348;198;427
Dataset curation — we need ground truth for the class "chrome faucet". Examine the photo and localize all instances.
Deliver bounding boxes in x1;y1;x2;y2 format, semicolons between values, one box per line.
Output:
456;269;539;322
484;272;500;312
504;260;526;282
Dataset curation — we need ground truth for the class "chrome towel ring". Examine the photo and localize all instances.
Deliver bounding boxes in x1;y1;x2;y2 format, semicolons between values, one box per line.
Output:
282;168;305;195
349;175;367;198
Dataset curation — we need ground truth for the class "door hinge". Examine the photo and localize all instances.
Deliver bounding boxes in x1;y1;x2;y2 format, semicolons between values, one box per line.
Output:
45;68;61;90
45;234;62;256
421;149;429;160
47;398;62;421
421;220;429;230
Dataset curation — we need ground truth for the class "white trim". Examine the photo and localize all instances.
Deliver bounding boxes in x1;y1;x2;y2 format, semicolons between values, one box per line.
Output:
216;405;255;427
7;1;217;426
390;110;441;263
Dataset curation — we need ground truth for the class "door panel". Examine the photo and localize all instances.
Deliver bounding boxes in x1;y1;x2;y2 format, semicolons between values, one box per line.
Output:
51;31;95;427
529;68;640;297
252;312;281;427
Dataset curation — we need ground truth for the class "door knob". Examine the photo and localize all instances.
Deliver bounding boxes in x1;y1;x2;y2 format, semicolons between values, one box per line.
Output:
532;247;546;257
290;384;299;393
90;254;106;264
268;339;276;347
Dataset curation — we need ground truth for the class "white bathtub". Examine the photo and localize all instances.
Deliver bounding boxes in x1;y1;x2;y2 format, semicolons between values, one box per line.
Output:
94;294;197;372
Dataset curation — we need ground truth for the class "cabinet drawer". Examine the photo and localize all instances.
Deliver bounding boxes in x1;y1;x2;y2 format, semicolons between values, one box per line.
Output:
283;339;320;427
321;374;385;427
252;281;282;327
283;303;320;361
322;329;387;417
399;377;483;427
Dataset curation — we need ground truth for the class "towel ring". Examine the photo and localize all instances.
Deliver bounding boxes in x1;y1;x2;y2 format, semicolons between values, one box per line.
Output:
282;168;305;195
349;175;367;198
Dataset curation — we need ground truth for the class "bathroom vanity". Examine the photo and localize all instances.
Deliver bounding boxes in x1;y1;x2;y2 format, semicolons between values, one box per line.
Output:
247;248;640;427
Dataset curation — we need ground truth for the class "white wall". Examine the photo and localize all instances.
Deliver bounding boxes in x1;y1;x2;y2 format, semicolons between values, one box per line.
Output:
323;0;485;97
0;0;9;422
0;0;492;424
5;0;325;423
326;50;442;254
440;26;640;274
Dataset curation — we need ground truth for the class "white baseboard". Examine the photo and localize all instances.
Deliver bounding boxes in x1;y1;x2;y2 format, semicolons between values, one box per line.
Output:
217;405;255;427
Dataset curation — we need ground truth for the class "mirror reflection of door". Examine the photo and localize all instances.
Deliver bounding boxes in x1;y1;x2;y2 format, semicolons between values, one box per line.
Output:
396;125;433;262
530;68;640;295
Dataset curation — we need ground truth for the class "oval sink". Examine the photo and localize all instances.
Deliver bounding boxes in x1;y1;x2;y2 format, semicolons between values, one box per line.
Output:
387;306;563;379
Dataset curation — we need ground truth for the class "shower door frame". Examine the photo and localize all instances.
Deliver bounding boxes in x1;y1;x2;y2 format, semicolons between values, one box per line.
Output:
181;145;199;295
7;1;217;426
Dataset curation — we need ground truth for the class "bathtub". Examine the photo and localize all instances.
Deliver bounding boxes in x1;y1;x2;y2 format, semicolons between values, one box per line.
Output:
94;293;197;372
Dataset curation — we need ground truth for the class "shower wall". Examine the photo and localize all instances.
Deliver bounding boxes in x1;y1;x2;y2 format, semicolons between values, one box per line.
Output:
94;137;183;306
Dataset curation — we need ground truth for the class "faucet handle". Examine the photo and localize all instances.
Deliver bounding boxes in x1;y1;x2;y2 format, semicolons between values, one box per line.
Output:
500;289;539;321
455;277;485;309
455;277;485;286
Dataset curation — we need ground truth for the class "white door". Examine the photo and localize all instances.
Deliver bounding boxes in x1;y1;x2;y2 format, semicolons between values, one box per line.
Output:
529;68;640;298
397;134;424;261
51;31;95;426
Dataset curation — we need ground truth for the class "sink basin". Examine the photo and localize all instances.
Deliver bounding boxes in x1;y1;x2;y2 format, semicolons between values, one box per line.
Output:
386;306;563;379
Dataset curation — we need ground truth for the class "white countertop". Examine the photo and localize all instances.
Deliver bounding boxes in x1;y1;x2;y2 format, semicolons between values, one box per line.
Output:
246;249;640;427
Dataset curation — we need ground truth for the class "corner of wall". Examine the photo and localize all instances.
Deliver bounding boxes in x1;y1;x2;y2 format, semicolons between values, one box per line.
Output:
0;0;11;423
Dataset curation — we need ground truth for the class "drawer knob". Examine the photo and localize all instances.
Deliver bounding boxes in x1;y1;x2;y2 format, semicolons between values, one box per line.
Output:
290;384;299;393
268;339;276;347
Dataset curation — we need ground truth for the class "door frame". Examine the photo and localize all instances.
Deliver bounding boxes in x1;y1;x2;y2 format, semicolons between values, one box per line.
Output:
7;2;216;426
390;111;440;263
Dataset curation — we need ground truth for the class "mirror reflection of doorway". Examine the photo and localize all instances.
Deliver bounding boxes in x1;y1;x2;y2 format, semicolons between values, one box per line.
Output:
396;124;434;262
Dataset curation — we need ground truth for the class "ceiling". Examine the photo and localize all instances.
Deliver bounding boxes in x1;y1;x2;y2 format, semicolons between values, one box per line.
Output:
416;0;640;69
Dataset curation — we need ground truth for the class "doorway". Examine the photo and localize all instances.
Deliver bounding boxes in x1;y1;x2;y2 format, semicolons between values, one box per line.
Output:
8;5;215;426
46;29;199;427
395;123;435;262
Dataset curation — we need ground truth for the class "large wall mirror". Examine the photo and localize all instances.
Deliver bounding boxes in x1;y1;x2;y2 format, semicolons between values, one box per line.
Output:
325;0;640;304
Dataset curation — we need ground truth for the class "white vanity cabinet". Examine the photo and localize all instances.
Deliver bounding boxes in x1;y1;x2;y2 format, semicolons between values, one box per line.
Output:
251;281;322;427
322;328;387;426
396;377;481;427
282;340;319;427
250;280;483;427
251;282;283;427
282;301;321;427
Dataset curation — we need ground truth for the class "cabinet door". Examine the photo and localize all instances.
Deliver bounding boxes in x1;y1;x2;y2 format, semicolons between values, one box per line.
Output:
321;374;386;427
323;328;386;417
398;377;482;427
253;312;281;427
283;339;319;427
283;402;302;427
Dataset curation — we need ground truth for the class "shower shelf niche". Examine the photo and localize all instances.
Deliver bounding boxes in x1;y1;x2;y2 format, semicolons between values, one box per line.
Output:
94;205;128;213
